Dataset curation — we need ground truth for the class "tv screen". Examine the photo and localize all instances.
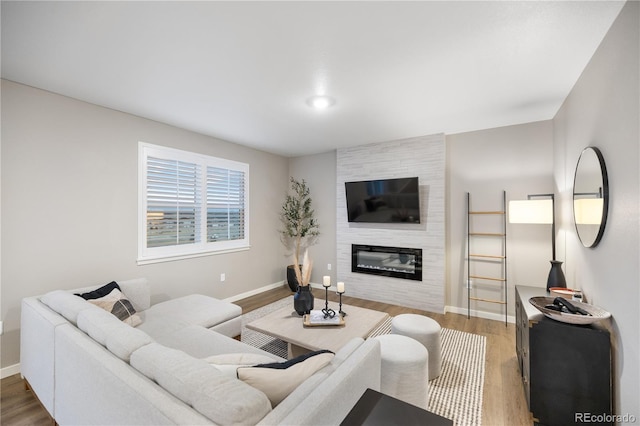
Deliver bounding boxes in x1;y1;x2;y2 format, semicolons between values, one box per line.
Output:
345;177;421;223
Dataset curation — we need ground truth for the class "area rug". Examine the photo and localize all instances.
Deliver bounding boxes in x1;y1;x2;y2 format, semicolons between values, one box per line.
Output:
241;297;486;426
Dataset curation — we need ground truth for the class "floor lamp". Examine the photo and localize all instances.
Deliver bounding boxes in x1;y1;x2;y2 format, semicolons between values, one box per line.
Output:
509;194;567;292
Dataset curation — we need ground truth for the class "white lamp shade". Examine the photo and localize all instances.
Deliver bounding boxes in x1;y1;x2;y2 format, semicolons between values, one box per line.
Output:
508;199;553;224
574;198;603;225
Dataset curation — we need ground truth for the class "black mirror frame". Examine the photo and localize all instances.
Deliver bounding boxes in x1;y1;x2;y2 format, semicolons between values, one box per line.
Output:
572;146;609;248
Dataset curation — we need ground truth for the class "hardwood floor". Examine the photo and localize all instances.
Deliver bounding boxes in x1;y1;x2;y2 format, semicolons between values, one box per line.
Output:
1;286;531;425
1;375;53;426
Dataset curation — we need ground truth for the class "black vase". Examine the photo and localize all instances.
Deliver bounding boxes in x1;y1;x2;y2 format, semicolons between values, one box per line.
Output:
547;260;567;291
286;265;301;292
294;285;314;316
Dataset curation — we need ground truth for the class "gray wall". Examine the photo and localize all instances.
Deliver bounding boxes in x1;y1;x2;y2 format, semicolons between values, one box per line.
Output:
446;121;554;319
288;151;337;286
1;80;289;368
553;1;639;415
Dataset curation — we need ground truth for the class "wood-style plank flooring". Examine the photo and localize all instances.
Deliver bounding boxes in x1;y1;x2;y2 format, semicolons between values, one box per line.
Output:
1;286;531;425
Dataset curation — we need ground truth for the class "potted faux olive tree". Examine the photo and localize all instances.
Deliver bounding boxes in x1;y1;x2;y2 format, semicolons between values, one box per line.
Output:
280;177;319;314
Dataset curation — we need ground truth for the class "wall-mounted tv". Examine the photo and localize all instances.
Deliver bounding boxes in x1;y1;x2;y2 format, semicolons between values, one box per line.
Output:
345;177;421;223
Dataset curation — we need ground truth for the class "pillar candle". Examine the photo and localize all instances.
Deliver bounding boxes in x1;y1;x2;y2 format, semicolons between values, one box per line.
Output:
323;276;331;287
337;282;345;293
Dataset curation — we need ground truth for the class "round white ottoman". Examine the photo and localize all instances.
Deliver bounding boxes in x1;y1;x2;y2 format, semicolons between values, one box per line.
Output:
391;314;442;380
374;334;429;409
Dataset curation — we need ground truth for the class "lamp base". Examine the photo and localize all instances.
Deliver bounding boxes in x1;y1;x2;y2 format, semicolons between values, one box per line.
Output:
547;260;567;292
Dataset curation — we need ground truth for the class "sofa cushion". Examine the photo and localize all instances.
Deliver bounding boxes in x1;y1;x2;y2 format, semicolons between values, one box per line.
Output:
40;290;101;325
106;323;153;362
154;324;284;361
238;350;334;406
77;307;128;346
76;307;153;362
131;343;272;425
137;295;242;339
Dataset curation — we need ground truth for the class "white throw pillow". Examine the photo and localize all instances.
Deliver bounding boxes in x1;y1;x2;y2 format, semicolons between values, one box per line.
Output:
237;350;334;406
204;352;279;379
204;352;277;366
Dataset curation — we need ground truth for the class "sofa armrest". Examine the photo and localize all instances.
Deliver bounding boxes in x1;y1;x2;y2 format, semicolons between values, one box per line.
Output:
54;325;212;425
20;297;69;417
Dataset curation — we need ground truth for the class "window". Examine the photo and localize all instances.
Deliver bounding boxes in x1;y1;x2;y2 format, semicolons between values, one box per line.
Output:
138;143;249;264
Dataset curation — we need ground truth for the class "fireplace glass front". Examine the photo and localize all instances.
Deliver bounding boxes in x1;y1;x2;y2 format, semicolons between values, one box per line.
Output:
351;244;422;281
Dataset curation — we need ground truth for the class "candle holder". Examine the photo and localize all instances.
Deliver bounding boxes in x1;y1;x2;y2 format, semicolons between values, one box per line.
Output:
337;290;347;317
322;286;335;319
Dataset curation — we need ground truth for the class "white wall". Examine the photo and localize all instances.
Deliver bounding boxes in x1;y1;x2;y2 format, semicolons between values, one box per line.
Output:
1;80;289;368
553;1;639;415
336;134;445;313
446;121;554;320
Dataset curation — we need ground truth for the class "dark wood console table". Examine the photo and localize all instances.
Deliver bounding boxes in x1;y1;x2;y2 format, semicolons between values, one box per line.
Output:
515;286;612;426
340;388;452;426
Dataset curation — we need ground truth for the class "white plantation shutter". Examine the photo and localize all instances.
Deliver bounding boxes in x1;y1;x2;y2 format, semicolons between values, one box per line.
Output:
207;167;246;242
146;157;201;247
139;143;249;264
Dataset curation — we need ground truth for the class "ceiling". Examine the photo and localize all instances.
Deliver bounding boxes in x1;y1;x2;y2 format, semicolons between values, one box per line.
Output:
1;1;625;157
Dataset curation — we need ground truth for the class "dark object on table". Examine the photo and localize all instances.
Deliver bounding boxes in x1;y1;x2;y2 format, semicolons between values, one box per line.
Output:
340;388;452;426
551;297;590;315
529;296;610;325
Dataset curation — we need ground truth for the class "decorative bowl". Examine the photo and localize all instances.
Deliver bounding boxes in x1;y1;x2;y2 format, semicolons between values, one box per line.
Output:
529;296;611;325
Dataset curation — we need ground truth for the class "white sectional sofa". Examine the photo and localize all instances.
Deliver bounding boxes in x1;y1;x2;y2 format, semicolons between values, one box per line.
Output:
20;279;381;425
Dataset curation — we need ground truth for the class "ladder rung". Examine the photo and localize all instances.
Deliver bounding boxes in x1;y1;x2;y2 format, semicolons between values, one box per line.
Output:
469;211;505;215
469;297;507;304
469;233;506;237
469;254;506;259
469;275;507;282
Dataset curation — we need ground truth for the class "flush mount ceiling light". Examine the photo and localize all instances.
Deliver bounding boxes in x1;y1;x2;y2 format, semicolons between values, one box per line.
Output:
306;95;335;110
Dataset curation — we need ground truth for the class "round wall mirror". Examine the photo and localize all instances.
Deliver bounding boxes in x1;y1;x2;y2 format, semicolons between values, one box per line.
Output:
573;147;608;247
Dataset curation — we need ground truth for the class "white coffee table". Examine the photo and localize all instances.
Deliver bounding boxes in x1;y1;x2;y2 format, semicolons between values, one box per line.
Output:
246;299;389;358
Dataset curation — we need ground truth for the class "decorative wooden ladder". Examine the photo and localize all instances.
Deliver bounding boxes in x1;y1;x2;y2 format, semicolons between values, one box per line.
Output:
466;191;508;326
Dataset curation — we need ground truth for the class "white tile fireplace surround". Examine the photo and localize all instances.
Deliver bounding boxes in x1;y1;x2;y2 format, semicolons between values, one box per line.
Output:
336;134;445;313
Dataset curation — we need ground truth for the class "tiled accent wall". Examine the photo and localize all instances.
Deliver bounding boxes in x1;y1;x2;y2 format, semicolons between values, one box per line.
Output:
336;134;445;312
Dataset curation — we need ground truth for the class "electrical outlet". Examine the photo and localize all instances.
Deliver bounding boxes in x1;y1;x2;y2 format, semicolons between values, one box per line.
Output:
327;263;332;271
0;321;3;336
220;273;226;282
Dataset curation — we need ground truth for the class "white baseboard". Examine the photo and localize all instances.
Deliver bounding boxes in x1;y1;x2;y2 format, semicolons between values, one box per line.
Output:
445;305;515;324
1;363;21;379
223;281;334;303
223;281;290;303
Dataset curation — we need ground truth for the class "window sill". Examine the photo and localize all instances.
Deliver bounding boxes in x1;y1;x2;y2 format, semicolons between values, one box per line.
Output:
137;246;250;266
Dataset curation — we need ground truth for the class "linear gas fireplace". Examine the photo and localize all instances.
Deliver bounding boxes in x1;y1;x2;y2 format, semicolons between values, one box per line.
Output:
352;244;422;281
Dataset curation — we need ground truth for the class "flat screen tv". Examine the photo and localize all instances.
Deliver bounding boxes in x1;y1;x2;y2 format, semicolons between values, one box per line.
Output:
345;177;420;223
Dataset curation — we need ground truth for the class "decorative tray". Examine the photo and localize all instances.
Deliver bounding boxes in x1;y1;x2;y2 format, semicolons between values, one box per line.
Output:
303;310;345;327
529;297;611;325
